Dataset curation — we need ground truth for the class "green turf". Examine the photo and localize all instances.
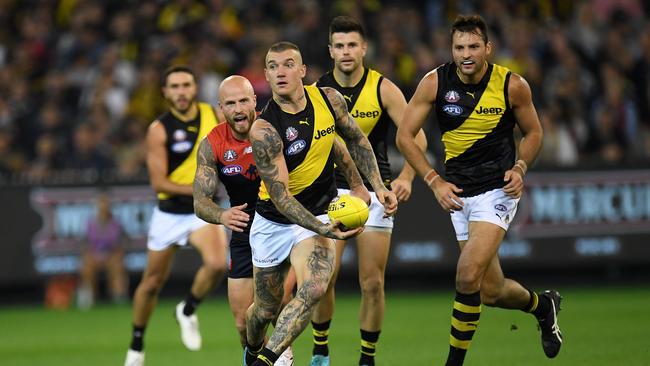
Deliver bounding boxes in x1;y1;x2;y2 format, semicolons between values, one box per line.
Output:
1;286;648;365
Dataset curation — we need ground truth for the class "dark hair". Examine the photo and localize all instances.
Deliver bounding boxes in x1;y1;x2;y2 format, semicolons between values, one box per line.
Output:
266;41;302;64
329;15;365;42
451;15;488;44
162;65;196;87
267;41;301;55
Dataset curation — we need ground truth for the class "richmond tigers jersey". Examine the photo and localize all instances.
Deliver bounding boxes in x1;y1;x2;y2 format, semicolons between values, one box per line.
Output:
206;122;260;235
317;68;392;190
255;85;338;224
157;102;218;213
435;62;516;197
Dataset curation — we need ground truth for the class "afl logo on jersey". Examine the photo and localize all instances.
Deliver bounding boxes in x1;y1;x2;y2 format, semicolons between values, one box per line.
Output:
222;164;243;176
444;90;460;103
173;129;187;141
171;141;192;153
223;149;238;162
286;126;299;141
443;104;463;116
286;139;306;155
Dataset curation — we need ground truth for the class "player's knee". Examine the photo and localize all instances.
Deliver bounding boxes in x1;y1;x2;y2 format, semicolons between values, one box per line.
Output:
360;276;384;299
299;280;329;306
455;264;482;292
140;275;165;297
202;258;226;276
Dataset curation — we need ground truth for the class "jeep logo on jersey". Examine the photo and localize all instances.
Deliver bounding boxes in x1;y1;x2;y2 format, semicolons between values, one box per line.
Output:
476;106;504;115
171;141;192;153
443;104;463;116
222;164;243;176
286;139;306;155
351;110;380;119
444;90;460;103
286;126;298;141
223;149;238;162
314;125;335;140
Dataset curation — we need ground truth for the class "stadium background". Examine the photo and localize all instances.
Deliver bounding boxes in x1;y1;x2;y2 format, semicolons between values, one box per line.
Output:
0;0;649;364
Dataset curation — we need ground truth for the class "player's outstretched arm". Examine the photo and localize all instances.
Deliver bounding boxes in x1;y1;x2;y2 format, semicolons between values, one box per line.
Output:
503;73;544;198
323;87;397;217
250;119;360;239
193;138;250;232
381;77;428;201
396;70;463;212
331;138;370;204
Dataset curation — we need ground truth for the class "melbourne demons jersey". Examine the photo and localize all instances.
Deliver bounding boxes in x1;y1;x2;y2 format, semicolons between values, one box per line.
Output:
435;62;516;197
317;68;392;190
157;102;218;213
206;122;260;235
256;85;338;224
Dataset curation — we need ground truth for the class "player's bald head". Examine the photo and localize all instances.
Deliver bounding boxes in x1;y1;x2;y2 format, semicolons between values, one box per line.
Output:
219;75;255;102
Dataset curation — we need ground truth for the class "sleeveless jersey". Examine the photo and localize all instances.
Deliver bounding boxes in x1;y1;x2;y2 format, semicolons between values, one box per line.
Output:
206;122;260;236
317;68;392;190
256;85;338;224
157;102;218;213
435;62;516;197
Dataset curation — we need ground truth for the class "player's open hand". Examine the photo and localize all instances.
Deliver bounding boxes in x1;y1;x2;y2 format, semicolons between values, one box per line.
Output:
503;169;524;198
220;203;250;232
430;177;464;212
390;178;412;202
350;185;371;206
323;220;364;240
375;188;398;217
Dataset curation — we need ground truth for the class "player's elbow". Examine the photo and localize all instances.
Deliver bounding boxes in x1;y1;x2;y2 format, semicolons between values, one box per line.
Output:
395;128;411;153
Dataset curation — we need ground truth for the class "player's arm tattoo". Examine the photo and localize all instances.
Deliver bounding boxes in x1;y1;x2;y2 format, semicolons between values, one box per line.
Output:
323;87;386;192
246;265;286;345
250;121;329;235
266;240;334;353
193;139;226;224
331;138;364;189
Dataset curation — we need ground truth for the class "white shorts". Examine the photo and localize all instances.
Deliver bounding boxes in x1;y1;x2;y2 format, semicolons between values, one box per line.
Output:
249;213;330;268
450;188;519;241
337;189;393;232
147;207;209;251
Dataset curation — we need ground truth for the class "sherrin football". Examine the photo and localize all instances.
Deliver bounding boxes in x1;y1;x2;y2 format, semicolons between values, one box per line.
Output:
327;194;369;229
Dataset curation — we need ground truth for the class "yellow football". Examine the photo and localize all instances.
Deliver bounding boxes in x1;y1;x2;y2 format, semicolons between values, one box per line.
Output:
327;194;369;229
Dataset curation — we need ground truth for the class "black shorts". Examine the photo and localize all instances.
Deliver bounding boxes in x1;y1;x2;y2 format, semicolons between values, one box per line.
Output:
228;232;253;279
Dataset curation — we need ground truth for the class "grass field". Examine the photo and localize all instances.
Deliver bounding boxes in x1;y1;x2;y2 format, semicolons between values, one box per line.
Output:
1;286;649;365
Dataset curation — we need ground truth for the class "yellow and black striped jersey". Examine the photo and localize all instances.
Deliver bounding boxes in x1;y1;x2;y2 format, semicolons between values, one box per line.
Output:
435;62;516;197
157;102;218;213
317;68;392;190
256;85;338;224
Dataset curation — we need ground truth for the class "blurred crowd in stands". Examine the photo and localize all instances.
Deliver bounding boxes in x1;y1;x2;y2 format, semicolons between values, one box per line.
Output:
1;0;649;185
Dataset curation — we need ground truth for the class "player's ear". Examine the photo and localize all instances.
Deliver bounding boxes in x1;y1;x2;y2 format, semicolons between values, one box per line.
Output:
361;40;368;57
486;41;492;57
300;64;307;78
328;44;334;60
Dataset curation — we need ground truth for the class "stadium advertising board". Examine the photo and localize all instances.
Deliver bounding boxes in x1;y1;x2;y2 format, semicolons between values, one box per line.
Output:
0;169;649;284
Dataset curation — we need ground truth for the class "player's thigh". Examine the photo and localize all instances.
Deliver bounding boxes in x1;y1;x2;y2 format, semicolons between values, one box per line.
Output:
190;224;228;264
290;235;335;287
228;277;254;316
140;246;177;284
356;230;391;279
459;221;505;271
252;265;287;309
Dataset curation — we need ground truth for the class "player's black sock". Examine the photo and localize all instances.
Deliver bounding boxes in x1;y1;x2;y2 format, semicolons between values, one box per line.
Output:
523;289;551;319
251;347;279;366
183;293;202;316
129;324;146;352
445;291;481;366
245;341;264;365
312;320;331;356
359;329;380;365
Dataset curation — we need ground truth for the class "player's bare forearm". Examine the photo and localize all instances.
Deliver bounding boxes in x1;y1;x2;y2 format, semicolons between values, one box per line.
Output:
324;87;385;192
397;129;429;181
266;243;334;352
518;129;543;167
193;140;226;224
250;122;328;235
332;138;364;189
